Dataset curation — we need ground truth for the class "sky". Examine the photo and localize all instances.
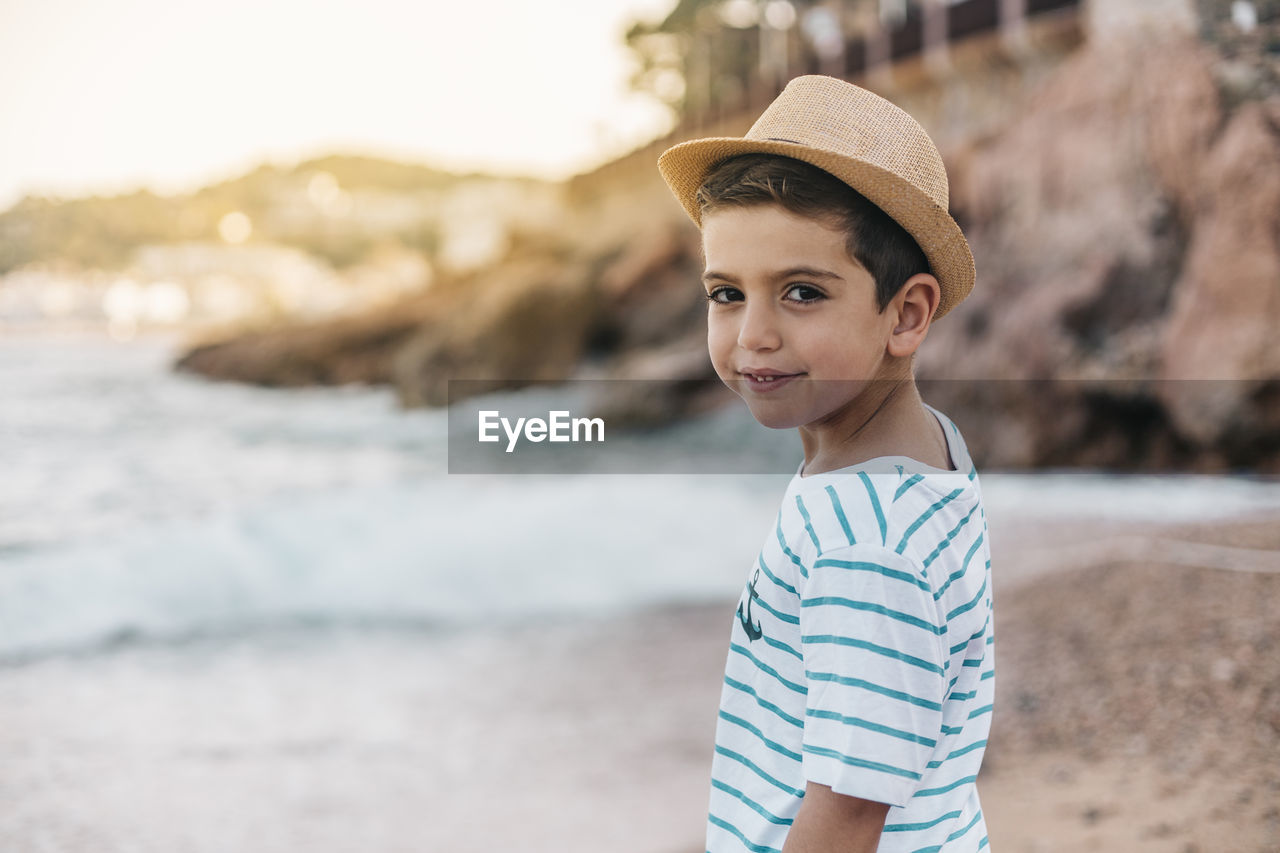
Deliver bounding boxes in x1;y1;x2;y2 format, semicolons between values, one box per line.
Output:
0;0;677;210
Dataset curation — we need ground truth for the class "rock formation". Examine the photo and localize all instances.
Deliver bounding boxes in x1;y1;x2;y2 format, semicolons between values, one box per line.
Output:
176;25;1280;472
920;32;1280;470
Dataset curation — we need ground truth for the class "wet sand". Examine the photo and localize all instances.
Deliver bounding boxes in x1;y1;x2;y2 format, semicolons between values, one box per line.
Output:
2;514;1278;852
982;515;1280;852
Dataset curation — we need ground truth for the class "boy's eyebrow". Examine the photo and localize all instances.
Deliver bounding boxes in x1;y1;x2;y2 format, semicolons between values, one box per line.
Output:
701;266;846;285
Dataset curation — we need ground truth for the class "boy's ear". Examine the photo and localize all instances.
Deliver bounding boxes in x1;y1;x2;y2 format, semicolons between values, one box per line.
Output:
886;273;941;359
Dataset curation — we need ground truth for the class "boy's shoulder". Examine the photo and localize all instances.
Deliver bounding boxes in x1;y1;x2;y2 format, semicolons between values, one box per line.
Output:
781;409;983;568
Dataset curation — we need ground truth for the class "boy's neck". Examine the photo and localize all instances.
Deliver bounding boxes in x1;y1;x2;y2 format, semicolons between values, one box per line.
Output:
797;379;954;477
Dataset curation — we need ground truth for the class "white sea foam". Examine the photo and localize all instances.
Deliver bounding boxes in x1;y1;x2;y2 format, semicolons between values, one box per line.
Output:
0;473;783;659
982;470;1280;523
2;334;1278;660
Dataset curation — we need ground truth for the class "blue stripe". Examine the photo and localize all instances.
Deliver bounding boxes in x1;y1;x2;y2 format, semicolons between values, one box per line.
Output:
926;739;987;768
915;774;977;797
776;516;807;579
946;810;984;843
950;615;990;655
806;670;942;711
968;704;994;720
801;633;944;675
948;688;978;702
946;576;988;621
825;484;855;545
714;746;805;798
757;554;796;596
894;473;924;502
805;708;937;747
801;596;942;635
724;675;804;729
802;744;920;781
729;643;806;694
710;778;794;826
935;533;985;600
884;810;963;833
980;669;995;682
707;814;783;853
761;633;803;661
795;496;822;552
811;557;931;593
717;710;804;762
908;810;983;853
896;488;964;555
753;594;800;626
858;472;887;544
921;503;979;569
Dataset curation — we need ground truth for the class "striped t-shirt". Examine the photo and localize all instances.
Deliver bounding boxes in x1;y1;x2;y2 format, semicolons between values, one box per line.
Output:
707;408;994;853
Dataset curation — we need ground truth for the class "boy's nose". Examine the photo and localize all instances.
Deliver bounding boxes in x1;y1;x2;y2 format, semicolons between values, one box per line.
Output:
737;302;782;352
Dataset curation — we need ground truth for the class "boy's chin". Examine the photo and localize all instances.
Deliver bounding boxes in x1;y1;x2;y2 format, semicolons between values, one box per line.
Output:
737;398;808;431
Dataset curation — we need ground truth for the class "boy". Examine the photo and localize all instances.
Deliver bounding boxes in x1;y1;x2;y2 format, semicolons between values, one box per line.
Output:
658;76;993;852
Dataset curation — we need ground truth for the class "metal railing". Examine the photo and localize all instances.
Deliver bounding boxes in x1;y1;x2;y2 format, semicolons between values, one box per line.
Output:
569;0;1082;198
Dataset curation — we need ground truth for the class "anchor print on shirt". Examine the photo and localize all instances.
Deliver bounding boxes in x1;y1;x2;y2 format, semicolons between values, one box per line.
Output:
737;568;763;641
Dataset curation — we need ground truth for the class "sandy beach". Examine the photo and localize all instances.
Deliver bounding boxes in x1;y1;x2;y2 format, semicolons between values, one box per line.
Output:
981;515;1280;853
2;511;1277;852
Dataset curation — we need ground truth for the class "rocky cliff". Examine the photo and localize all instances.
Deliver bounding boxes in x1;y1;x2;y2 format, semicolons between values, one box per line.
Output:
177;28;1280;472
922;33;1280;470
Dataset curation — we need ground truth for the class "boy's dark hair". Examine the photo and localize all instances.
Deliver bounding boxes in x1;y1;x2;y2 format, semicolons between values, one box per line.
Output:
695;154;930;310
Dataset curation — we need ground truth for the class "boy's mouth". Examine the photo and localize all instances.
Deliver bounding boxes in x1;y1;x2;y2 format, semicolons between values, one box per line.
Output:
739;369;804;391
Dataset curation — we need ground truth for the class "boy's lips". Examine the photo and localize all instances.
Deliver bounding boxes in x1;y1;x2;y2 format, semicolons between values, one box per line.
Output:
738;368;804;392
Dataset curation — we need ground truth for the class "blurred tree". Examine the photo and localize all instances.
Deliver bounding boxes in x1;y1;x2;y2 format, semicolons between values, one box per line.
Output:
624;0;864;122
625;16;690;116
625;0;767;119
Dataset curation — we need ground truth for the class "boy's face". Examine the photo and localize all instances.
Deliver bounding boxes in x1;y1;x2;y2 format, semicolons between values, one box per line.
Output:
700;203;900;431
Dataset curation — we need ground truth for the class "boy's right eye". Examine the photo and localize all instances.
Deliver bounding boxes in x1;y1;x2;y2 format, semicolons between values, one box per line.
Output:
706;286;743;304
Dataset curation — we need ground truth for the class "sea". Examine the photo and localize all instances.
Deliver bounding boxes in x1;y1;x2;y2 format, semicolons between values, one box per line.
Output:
2;332;1278;852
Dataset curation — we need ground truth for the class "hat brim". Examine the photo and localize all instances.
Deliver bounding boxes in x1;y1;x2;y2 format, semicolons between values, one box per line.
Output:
658;137;975;319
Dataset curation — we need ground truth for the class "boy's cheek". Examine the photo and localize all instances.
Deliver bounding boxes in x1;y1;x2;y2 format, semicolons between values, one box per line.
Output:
711;359;742;395
705;324;736;381
707;352;745;398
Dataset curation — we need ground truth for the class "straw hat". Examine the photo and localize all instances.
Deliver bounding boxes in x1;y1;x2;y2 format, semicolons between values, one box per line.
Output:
658;75;974;318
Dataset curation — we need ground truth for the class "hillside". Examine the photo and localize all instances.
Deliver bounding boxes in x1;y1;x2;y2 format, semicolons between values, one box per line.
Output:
0;154;551;274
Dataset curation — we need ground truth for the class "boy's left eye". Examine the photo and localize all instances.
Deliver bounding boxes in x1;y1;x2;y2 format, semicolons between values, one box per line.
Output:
784;284;824;302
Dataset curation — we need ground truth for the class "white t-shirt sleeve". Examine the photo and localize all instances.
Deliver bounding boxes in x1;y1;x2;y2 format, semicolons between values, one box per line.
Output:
797;543;947;809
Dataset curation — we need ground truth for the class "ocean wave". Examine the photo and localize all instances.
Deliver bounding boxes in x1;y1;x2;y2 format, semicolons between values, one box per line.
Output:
0;475;781;662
